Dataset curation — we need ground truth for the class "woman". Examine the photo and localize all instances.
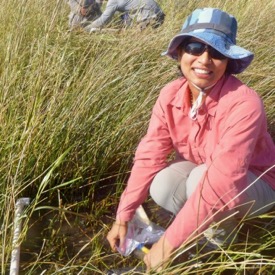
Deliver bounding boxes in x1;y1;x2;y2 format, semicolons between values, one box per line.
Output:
107;8;275;271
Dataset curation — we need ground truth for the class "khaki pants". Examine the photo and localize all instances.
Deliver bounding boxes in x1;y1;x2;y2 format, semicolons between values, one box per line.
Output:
150;160;275;245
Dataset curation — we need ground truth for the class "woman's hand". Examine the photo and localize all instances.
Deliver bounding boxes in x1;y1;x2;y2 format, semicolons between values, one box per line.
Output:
106;221;128;252
143;234;175;272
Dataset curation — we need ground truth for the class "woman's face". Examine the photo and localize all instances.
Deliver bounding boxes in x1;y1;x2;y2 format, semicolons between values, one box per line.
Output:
178;38;228;90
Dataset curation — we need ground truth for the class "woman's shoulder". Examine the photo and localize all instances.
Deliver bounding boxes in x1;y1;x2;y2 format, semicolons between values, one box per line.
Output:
159;77;187;96
156;78;188;106
223;75;259;98
219;75;265;113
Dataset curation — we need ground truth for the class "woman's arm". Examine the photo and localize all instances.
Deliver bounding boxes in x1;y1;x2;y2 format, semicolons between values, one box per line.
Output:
88;0;119;28
106;93;173;252
116;95;174;221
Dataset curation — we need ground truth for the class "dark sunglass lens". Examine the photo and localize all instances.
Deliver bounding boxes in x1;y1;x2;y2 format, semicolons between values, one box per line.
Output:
184;42;205;56
183;41;227;60
209;48;226;60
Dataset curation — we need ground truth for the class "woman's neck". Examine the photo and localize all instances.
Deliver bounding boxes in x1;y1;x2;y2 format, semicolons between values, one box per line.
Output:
189;81;217;103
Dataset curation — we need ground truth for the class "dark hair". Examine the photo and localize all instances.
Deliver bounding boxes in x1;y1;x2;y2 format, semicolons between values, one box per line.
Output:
177;64;184;77
226;59;241;74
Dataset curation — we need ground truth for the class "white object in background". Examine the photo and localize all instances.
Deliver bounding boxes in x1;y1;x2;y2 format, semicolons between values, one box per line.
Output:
10;198;30;275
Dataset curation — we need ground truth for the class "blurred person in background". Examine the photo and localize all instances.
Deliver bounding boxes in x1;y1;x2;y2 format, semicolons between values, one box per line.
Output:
67;0;103;30
106;7;275;272
84;0;165;32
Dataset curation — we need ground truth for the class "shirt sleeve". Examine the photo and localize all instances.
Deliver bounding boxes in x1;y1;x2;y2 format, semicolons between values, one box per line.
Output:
68;0;81;14
164;95;266;248
116;94;174;222
89;0;118;28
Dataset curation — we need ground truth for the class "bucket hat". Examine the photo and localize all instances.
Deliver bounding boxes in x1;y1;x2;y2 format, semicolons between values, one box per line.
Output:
163;8;254;74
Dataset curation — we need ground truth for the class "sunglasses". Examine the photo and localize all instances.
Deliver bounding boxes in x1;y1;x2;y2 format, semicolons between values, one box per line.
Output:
181;41;227;60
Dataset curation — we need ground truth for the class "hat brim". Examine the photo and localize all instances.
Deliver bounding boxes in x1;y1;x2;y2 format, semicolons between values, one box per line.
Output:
162;31;254;74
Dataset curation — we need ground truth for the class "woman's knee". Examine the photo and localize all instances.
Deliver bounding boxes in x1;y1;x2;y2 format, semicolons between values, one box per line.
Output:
150;161;197;214
186;164;207;198
150;167;176;209
239;171;275;217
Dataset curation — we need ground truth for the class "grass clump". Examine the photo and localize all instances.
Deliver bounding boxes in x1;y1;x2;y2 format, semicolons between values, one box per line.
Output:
0;0;274;274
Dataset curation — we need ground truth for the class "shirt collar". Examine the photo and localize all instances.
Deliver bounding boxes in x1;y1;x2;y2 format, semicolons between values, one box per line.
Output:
171;79;190;114
171;75;228;117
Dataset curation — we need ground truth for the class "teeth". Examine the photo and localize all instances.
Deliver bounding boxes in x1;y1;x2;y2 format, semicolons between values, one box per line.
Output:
194;68;210;74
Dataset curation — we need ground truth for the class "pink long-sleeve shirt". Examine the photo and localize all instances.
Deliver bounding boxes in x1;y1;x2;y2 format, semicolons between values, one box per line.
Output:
116;74;275;248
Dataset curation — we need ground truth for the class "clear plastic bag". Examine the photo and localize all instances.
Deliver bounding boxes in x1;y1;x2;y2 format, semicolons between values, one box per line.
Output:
116;205;164;256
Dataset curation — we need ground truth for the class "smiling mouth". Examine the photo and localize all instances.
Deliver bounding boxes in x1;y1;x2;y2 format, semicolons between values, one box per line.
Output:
194;68;212;75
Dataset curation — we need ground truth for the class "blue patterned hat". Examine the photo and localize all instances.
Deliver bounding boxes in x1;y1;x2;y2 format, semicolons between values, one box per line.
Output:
163;8;254;74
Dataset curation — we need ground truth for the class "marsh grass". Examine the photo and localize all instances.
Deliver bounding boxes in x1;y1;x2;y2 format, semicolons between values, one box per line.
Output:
0;0;274;274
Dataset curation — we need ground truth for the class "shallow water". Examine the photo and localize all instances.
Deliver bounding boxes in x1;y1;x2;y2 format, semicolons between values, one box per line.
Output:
19;209;109;274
